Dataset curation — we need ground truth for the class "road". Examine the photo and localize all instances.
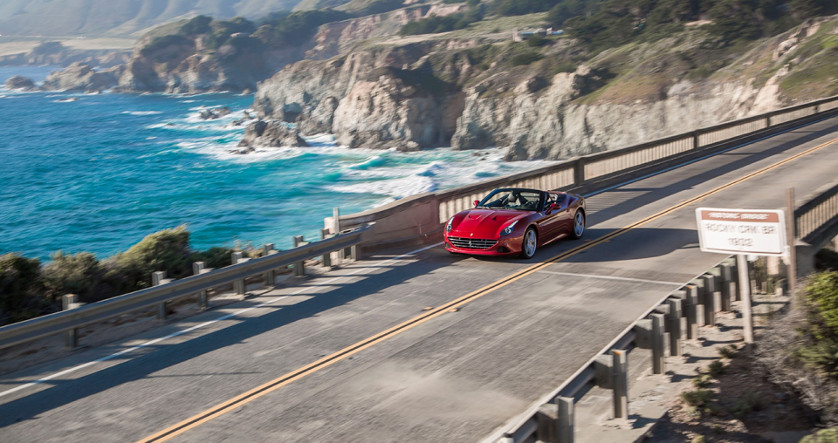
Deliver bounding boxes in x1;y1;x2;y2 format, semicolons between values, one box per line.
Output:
1;116;836;442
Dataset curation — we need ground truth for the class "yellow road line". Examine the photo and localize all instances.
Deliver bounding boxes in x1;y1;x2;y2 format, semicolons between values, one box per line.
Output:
139;136;836;442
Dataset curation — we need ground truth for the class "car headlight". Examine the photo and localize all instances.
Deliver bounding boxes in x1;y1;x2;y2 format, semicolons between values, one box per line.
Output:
501;221;518;236
446;217;454;232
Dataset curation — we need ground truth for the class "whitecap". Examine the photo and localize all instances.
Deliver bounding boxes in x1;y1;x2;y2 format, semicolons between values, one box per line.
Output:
328;174;437;198
122;110;163;116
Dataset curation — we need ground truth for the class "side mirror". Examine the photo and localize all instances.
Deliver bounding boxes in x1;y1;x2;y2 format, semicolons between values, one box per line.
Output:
473;200;480;207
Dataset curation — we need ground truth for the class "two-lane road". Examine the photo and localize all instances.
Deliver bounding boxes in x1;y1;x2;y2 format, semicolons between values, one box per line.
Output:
1;116;836;442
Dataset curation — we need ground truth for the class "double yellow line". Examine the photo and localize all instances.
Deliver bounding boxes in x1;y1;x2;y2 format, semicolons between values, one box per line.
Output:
140;136;836;442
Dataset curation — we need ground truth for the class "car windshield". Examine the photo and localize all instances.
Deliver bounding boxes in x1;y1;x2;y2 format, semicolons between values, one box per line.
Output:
477;189;543;211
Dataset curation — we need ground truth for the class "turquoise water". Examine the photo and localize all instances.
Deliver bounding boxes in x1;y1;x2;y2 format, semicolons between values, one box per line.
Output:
0;66;553;261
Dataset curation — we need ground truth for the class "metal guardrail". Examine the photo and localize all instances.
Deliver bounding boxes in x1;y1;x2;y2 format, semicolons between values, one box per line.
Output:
493;180;838;442
0;226;370;351
795;181;838;243
489;257;740;443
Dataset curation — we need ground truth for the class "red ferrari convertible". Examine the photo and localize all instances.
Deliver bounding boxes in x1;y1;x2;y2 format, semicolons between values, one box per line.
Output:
444;187;586;258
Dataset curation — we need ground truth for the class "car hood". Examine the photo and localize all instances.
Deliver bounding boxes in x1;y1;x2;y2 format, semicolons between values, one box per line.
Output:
452;209;527;238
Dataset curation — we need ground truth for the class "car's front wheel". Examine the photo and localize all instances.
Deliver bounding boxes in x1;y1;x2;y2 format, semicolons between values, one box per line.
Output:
571;210;585;239
520;227;537;259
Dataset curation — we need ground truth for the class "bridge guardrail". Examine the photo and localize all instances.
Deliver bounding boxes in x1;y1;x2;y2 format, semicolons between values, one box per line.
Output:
332;95;838;251
487;256;741;443
0;225;370;351
795;181;838;243
491;180;838;442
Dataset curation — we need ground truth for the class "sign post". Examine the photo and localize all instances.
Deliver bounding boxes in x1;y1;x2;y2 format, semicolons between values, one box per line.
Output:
696;208;786;343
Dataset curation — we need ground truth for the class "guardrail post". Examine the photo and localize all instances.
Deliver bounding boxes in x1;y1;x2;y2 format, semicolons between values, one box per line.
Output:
294;235;306;276
701;274;717;326
557;397;574;443
692;130;700;149
682;286;698;339
348;244;359;261
651;313;665;374
634;319;652;349
668;298;682;356
193;262;209;309
573;158;585;185
536;403;558;443
612;349;628;419
231;252;246;296
720;263;735;309
62;294;80;348
263;243;276;287
153;271;168;319
321;228;333;268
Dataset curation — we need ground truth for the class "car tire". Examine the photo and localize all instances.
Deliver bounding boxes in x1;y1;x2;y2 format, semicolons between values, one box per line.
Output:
520;227;537;259
571;210;585;239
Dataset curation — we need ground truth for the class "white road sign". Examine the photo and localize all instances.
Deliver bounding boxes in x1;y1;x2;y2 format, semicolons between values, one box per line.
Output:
695;208;786;256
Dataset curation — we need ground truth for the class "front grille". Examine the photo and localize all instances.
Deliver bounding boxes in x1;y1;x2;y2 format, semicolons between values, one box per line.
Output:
448;236;496;250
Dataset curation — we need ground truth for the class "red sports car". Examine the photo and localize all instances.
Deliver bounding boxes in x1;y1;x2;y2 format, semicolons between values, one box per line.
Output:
444;187;586;258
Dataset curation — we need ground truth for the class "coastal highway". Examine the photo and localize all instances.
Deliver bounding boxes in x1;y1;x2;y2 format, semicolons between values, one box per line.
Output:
1;116;837;442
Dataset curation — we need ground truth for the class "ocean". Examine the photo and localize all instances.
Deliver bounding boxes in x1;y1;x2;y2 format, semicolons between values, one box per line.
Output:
0;66;554;261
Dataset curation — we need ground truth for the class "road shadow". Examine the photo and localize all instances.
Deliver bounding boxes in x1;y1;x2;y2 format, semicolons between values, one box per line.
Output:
0;250;453;427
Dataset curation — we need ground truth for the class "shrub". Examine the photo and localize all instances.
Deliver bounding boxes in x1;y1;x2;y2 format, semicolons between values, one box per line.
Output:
511;51;543;66
797;271;838;378
692;373;713;388
801;427;838;443
718;344;737;359
0;253;52;324
42;251;103;303
192;247;233;270
681;389;714;407
805;271;838;339
708;360;726;378
729;391;765;418
112;225;193;290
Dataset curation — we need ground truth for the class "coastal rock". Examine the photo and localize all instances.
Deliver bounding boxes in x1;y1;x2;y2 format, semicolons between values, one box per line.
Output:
40;62;120;92
238;120;309;148
331;71;459;150
5;76;36;91
249;17;835;160
199;107;232;120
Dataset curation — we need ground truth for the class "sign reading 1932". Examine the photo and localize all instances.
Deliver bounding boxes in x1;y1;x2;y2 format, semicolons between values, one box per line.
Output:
695;208;786;256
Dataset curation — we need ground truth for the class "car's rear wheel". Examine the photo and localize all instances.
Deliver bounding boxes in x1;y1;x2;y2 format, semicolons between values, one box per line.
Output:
521;228;537;259
571;210;585;239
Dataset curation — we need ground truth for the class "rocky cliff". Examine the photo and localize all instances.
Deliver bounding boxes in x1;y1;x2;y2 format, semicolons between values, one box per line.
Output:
248;16;838;159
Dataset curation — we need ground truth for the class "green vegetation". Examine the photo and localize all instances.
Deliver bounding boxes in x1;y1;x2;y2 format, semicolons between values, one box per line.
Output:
707;360;726;378
681;389;714;407
729;391;765;418
692;373;713;388
140;9;353;59
399;7;485;36
254;9;352;47
797;271;838;378
366;66;455;96
553;0;838;52
0;227;233;326
0;253;51;324
801;427;838;442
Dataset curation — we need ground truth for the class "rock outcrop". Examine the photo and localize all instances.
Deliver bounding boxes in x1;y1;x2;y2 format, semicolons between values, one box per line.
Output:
237;120;309;149
248;16;838;160
40;62;121;93
5;76;36;91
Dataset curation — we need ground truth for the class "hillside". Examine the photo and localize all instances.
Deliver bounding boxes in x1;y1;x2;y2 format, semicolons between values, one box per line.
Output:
0;0;304;38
